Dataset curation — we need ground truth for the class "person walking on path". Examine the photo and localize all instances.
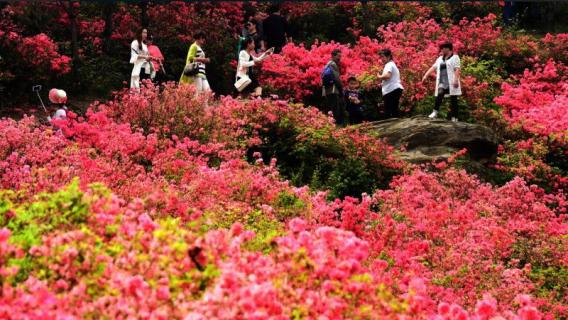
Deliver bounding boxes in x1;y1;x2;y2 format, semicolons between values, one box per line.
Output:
236;37;273;97
147;35;166;82
321;49;346;125
377;49;404;119
421;42;462;122
130;28;154;91
180;31;211;95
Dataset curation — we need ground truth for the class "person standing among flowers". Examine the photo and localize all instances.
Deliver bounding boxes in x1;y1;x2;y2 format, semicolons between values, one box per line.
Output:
180;31;211;95
147;35;166;83
321;49;345;125
422;42;462;122
377;49;404;119
130;28;154;91
344;77;364;124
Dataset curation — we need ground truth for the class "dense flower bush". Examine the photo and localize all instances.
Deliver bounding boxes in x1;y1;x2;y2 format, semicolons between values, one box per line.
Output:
495;60;568;147
1;2;567;318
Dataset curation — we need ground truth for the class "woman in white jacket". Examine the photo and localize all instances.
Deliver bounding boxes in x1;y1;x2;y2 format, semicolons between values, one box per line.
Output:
236;37;273;97
130;28;154;91
421;42;462;122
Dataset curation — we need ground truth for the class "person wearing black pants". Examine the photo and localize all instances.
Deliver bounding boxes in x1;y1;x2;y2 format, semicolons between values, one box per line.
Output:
434;88;458;119
422;42;462;122
322;49;346;126
383;88;403;118
377;49;404;119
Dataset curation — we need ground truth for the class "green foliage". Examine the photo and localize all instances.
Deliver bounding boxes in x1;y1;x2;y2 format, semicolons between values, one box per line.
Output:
249;116;400;200
273;191;307;221
1;179;89;250
197;209;284;255
529;265;568;301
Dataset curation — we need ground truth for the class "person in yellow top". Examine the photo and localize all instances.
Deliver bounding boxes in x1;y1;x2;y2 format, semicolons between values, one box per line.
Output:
180;31;211;94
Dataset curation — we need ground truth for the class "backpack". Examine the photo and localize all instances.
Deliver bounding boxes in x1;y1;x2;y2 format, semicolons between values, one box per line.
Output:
321;63;336;86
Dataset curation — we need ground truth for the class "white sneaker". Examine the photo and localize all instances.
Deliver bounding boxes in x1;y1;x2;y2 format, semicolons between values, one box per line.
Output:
428;110;438;119
451;117;458;122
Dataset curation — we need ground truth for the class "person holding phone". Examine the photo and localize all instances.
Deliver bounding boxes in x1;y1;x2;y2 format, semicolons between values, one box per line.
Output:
236;37;273;97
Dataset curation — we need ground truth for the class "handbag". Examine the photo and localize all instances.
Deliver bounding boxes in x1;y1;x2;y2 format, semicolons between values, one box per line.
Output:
234;75;252;92
183;62;199;76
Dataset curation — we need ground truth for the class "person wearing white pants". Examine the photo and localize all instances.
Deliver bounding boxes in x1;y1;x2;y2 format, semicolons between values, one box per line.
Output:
130;28;154;92
180;31;211;96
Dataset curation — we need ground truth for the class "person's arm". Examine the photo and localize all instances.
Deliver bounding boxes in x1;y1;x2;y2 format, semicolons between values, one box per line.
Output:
239;50;256;68
131;41;148;63
187;44;209;64
378;63;393;80
186;44;196;64
354;92;362;105
421;62;437;82
452;56;461;88
155;46;164;62
332;63;343;92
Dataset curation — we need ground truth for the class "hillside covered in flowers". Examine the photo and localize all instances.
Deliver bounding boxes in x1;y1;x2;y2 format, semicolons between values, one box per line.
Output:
0;1;567;319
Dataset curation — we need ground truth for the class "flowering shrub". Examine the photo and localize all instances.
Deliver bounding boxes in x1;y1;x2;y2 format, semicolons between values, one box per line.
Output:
0;30;71;80
1;84;566;317
107;84;405;198
541;33;568;64
1;2;567;318
495;138;568;193
495;60;568;147
0;167;565;318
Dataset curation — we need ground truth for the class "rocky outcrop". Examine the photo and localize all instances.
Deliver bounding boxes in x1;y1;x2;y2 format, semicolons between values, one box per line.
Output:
361;116;500;163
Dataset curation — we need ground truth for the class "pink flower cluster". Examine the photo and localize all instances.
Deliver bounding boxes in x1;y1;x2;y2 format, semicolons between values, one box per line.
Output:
0;31;71;76
495;60;568;146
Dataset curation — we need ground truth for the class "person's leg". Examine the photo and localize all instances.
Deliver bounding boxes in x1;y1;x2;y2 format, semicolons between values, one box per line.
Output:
449;95;459;120
392;88;402;118
252;86;262;97
202;78;211;93
194;77;203;94
334;94;346;125
321;94;333;116
430;87;445;118
352;105;363;124
384;91;396;118
330;94;342;124
130;75;140;92
434;87;445;112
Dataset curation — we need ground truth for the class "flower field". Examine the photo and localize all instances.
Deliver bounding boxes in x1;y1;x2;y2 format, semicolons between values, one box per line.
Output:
0;1;567;319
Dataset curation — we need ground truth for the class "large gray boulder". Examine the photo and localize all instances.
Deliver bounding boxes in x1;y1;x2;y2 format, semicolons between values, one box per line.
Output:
361;116;500;163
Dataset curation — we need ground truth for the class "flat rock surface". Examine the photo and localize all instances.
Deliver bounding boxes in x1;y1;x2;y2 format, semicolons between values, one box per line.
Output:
361;116;500;163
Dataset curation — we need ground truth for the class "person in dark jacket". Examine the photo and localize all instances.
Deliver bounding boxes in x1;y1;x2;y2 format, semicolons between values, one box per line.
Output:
262;4;291;54
344;77;364;124
322;49;345;125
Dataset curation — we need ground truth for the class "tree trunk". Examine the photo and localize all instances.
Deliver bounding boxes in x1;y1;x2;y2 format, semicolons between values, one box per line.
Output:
102;2;116;54
139;0;149;28
59;0;80;82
